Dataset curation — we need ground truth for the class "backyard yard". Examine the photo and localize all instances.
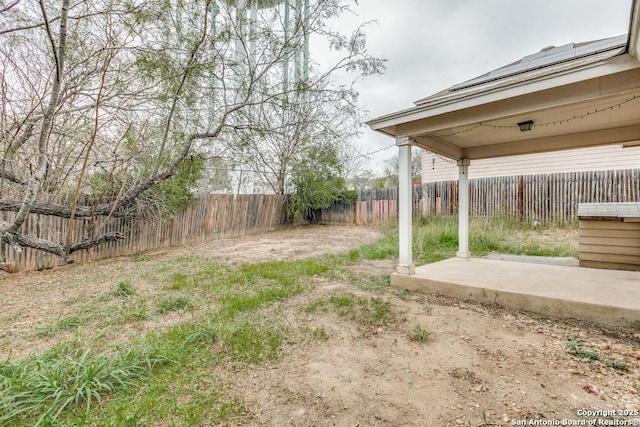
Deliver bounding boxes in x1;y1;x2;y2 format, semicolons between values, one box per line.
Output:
1;219;639;426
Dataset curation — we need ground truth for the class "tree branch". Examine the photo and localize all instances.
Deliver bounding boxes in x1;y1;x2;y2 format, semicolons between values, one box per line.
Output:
68;232;126;254
7;0;69;233
0;162;26;185
0;124;228;221
1;218;126;263
151;4;210;176
0;0;21;14
0;197;135;218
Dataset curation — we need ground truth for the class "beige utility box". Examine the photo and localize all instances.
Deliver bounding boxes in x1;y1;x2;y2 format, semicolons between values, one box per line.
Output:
577;203;640;271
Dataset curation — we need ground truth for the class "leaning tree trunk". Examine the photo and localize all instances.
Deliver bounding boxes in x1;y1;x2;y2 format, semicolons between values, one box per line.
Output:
1;0;70;252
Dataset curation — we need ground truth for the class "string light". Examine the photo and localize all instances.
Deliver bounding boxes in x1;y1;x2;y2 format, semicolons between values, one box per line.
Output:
358;142;396;159
428;94;640;138
434;153;456;165
430;124;482;138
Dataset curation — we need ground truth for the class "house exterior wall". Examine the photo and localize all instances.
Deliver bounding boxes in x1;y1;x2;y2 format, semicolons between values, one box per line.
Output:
421;144;640;182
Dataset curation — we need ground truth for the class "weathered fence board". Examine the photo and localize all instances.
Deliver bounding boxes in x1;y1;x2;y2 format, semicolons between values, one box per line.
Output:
333;168;640;227
1;194;289;272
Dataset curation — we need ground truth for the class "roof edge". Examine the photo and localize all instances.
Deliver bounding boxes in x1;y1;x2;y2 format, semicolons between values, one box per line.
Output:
366;53;640;134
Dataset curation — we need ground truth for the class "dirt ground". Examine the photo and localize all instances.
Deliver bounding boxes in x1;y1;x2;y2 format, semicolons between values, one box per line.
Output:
1;225;640;426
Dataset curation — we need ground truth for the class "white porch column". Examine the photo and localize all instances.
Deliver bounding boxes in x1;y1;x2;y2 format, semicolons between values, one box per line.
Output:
397;137;415;274
457;158;471;258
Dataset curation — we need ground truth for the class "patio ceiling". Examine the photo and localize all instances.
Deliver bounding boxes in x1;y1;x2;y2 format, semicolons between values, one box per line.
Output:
367;1;640;161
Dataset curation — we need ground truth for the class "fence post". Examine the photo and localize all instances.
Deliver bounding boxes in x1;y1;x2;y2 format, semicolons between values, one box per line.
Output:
518;175;524;222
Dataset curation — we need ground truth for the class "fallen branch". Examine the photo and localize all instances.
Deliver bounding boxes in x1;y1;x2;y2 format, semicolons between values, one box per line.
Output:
0;198;131;218
1;226;126;263
1;226;68;261
69;231;125;254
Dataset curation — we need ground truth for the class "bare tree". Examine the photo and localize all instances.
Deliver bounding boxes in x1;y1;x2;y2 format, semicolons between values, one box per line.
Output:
383;147;423;187
0;0;384;261
225;76;366;194
216;3;382;195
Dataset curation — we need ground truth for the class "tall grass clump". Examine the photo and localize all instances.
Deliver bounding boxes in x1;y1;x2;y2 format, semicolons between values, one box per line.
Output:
468;215;578;257
360;214;578;264
0;344;171;426
112;280;136;297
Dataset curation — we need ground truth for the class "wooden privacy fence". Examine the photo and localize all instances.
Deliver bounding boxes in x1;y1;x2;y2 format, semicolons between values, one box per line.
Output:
422;169;640;223
1;194;288;272
3;169;638;271
318;187;398;225
321;168;640;226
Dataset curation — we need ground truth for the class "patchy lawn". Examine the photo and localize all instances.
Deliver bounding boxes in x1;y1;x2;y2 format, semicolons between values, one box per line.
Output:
1;223;638;426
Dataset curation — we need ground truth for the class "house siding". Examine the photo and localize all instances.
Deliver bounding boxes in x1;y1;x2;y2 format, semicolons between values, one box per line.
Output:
421;145;640;182
578;220;640;271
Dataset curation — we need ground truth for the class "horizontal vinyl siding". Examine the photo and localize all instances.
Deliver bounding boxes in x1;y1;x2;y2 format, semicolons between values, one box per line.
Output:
578;219;640;270
422;145;640;182
422;152;460;182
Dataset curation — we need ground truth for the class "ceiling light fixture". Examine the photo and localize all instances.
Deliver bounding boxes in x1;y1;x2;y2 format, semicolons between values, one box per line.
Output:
517;120;534;132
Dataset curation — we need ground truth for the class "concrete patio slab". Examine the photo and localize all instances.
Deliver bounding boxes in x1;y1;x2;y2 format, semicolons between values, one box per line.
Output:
391;257;640;330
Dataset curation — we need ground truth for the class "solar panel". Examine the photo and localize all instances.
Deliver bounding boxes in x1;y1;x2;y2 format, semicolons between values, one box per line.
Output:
449;34;627;91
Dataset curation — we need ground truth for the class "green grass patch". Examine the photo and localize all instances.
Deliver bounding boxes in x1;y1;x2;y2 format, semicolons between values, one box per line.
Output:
605;359;630;372
164;272;190;290
216;259;332;318
35;316;83;338
106;302;150;324
221;284;303;316
305;293;398;329
217;320;287;363
350;215;578;264
0;343;171;426
73;313;286;426
156;296;195;314
80;352;245;426
19;258;330;424
232;259;331;285
565;338;601;361
112;280;136;297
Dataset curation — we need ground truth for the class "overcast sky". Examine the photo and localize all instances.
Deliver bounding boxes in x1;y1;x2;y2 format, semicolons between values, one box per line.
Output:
328;0;634;174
